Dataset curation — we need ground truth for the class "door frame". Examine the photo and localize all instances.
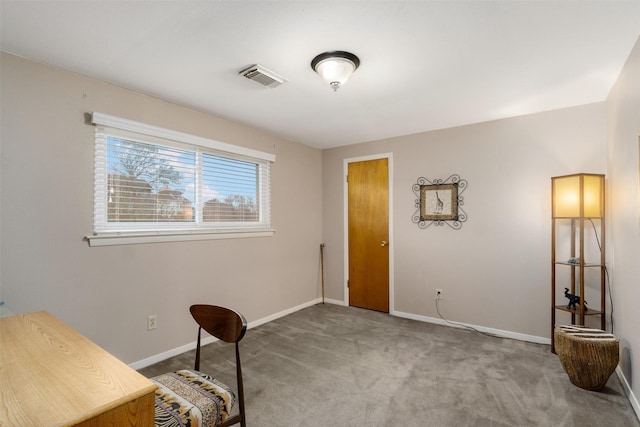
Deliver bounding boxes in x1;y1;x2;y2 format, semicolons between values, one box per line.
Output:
343;153;394;313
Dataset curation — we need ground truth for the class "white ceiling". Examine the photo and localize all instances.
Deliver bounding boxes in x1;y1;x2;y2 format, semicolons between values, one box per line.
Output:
1;1;639;149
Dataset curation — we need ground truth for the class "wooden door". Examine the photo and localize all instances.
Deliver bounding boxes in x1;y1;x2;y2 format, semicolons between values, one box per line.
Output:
348;158;389;312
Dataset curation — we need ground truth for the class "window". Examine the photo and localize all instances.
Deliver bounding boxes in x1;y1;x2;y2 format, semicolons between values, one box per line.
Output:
87;113;275;246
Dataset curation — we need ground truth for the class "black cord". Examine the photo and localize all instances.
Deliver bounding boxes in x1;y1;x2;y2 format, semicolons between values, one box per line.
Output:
605;265;613;334
588;218;602;251
588;219;614;334
434;297;503;340
435;219;613;341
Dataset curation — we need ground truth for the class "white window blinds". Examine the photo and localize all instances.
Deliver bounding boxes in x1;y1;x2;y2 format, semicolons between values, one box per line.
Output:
89;113;274;245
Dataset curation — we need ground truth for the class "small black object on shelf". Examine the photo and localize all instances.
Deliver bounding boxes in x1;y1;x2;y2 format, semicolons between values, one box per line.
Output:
564;287;588;311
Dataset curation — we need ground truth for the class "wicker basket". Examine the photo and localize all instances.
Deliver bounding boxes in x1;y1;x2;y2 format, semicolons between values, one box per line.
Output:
554;325;619;391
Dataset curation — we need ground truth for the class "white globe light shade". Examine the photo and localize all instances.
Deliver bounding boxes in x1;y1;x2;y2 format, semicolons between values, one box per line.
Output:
311;51;360;91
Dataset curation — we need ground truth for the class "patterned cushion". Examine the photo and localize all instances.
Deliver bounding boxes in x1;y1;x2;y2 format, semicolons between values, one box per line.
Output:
151;369;236;427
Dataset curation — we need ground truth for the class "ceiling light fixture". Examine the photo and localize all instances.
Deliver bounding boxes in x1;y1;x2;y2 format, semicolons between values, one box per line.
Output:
311;51;360;92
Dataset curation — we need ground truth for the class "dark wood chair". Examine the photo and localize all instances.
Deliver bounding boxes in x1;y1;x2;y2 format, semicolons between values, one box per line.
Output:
151;305;247;427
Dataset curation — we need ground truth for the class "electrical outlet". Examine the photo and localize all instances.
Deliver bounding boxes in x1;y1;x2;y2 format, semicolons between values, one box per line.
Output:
147;315;157;331
435;289;443;300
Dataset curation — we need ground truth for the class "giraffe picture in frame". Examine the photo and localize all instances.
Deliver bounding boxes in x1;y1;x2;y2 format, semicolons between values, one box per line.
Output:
412;174;467;230
420;183;458;221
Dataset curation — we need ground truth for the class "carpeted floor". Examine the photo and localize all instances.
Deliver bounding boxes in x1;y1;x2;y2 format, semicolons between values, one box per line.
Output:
139;303;639;426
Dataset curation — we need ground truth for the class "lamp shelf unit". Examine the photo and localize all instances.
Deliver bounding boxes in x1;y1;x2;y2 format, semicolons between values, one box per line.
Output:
551;173;606;354
553;306;603;316
554;262;603;267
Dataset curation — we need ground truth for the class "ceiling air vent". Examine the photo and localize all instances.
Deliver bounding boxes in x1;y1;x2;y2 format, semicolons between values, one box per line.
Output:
240;64;286;88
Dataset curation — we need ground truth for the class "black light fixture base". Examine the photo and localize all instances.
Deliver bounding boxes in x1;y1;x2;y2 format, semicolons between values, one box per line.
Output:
311;51;360;71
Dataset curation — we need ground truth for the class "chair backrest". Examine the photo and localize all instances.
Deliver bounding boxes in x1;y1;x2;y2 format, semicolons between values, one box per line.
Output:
190;304;248;427
190;304;247;370
190;304;247;344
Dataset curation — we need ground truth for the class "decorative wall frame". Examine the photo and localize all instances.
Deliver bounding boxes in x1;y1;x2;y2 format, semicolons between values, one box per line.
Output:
412;174;468;229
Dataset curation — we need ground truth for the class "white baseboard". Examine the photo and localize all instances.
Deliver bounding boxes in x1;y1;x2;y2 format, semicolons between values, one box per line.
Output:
129;334;217;371
392;310;551;345
322;297;346;306
245;298;323;329
321;299;550;344
130;298;324;370
616;366;640;421
130;300;549;367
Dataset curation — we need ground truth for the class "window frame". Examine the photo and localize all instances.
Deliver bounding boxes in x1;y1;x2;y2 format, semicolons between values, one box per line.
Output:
87;112;275;247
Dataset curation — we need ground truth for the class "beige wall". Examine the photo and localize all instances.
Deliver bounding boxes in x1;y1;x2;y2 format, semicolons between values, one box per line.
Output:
2;40;639;411
323;103;607;339
607;36;640;411
0;52;323;364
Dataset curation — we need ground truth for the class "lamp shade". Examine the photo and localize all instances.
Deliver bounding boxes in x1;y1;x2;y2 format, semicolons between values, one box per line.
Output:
552;173;604;218
311;51;360;91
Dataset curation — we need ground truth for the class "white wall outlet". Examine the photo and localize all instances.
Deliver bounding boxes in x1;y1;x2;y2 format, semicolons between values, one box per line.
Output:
147;314;157;331
435;289;443;300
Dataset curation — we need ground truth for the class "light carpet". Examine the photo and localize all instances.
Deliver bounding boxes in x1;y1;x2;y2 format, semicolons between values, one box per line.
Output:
139;303;639;426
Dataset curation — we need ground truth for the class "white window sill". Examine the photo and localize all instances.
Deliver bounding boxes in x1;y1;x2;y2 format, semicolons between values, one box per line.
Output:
85;229;275;247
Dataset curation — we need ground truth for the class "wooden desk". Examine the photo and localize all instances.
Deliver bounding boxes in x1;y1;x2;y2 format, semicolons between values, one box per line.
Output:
0;311;156;426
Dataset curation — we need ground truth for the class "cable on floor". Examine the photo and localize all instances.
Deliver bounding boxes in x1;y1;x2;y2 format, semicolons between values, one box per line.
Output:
434;297;504;340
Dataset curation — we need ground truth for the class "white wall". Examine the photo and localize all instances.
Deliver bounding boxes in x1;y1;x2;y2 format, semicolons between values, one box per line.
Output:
607;36;640;413
322;103;607;339
0;52;323;364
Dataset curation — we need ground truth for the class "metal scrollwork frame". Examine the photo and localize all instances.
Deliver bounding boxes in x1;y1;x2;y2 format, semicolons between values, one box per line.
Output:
412;174;468;230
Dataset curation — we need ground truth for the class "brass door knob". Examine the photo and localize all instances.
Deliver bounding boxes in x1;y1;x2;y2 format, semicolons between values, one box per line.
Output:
380;241;388;247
